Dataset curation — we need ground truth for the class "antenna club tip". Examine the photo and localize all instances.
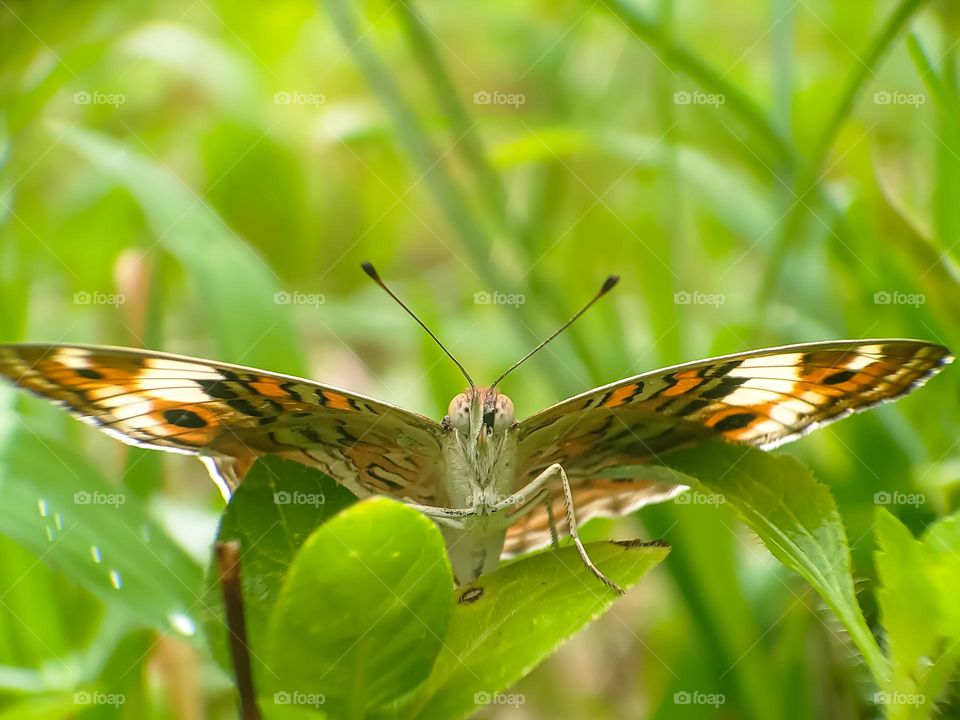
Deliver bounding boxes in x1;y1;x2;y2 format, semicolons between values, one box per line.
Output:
600;275;620;294
360;262;382;282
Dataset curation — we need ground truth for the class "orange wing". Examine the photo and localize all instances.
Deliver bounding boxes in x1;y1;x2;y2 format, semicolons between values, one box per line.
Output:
505;340;952;557
0;344;445;503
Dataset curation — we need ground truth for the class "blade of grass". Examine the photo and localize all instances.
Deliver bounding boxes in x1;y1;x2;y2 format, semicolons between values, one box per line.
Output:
322;0;497;281
758;0;934;304
55;124;307;376
596;0;796;172
322;0;583;391
393;0;507;229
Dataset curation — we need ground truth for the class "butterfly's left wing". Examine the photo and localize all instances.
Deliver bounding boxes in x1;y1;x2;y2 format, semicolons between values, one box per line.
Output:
506;339;952;557
0;343;445;503
502;478;685;558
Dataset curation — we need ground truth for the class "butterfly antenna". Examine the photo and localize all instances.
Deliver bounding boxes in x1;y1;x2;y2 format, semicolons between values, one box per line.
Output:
490;275;619;389
361;262;475;389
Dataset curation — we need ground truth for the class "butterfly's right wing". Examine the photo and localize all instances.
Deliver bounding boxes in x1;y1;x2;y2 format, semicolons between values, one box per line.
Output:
0;343;446;504
504;339;953;558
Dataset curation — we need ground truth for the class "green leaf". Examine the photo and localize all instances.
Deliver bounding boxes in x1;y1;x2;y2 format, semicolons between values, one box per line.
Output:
662;441;888;685
407;539;670;720
921;513;960;639
911;512;960;715
875;510;938;677
264;497;453;718
54;124;307;375
0;696;85;720
202;456;356;672
874;509;938;718
0;425;203;642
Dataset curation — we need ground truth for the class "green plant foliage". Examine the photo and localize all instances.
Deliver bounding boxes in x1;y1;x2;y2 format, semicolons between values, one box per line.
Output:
264;498;454;718
58;126;307;375
873;510;960;719
202;456;357;672
0;423;203;643
1;0;959;717
664;442;886;683
203;458;668;719
406;540;670;720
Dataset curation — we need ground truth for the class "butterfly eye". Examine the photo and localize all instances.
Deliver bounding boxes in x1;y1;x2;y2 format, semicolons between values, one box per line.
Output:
490;394;515;432
446;393;472;432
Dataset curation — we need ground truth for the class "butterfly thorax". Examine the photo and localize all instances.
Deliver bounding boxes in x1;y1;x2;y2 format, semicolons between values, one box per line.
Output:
441;387;518;514
439;387;519;583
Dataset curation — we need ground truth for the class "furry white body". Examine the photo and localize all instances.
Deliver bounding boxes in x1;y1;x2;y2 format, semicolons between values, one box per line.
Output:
408;386;622;593
438;412;518;583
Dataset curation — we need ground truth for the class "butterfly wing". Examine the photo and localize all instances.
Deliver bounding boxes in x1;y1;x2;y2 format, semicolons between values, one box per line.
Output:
502;477;685;558
506;339;952;556
0;344;445;503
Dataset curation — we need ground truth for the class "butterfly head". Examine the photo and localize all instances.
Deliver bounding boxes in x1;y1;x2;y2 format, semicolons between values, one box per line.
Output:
446;386;515;439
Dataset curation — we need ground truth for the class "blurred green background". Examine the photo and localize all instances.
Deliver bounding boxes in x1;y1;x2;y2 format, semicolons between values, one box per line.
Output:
1;0;959;717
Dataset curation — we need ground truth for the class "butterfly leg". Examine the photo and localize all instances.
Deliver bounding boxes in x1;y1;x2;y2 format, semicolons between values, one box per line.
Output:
199;454;249;502
494;463;625;595
496;487;560;549
544;499;560;550
402;501;473;530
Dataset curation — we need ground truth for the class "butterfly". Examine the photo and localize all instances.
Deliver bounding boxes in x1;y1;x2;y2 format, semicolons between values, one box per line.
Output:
0;266;952;594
